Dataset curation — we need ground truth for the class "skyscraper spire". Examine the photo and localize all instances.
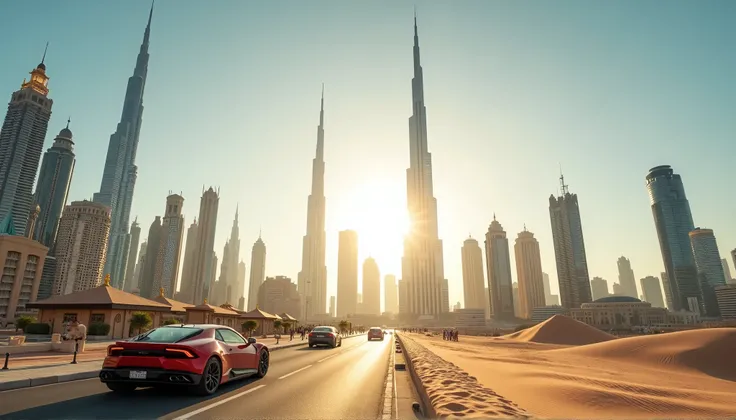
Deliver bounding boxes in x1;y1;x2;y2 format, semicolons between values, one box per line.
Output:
41;42;49;65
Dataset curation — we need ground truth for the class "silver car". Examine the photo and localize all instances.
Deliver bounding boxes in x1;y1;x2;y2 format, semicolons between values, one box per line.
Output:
308;326;342;348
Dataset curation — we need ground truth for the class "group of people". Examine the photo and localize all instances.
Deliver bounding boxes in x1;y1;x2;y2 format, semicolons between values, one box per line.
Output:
443;329;459;342
63;320;86;342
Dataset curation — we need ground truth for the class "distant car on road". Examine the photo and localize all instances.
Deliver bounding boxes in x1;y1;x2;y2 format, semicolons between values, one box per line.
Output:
100;324;269;395
308;326;342;348
368;327;384;341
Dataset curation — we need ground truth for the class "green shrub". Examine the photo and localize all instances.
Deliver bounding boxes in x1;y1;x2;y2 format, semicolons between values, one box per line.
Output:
24;323;51;334
88;323;111;335
163;318;181;325
16;315;36;332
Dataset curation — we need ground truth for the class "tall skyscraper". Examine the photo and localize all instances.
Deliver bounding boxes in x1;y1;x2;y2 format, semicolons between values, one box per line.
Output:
247;233;266;311
123;218;141;292
690;228;726;317
441;278;449;314
660;271;674;310
398;279;408;316
646;165;700;312
329;295;336;318
30;122;75;248
362;257;381;315
214;207;240;305
298;88;328;319
514;227;546;319
132;240;146;292
721;258;733;284
152;194;185;298
617;256;638;298
461;236;486;310
337;230;358;318
178;219;198;302
549;174;592;308
139;216;162;298
52;201;111;295
401;16;445;319
237;260;246;310
189;187;219;305
94;4;155;289
0;53;53;237
384;275;398;314
590;277;609;301
640;276;665;308
484;216;515;320
732;249;736;283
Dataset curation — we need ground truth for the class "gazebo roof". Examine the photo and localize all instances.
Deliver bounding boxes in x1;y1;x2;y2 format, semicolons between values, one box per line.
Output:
279;313;298;321
186;299;240;315
219;303;244;314
27;275;172;310
242;306;280;320
152;288;194;313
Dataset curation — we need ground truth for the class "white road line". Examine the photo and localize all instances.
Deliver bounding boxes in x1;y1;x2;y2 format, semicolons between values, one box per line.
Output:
317;353;338;363
171;384;266;420
278;364;312;380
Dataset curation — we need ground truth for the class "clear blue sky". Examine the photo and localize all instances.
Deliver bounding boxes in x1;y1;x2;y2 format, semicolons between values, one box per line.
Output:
1;0;735;311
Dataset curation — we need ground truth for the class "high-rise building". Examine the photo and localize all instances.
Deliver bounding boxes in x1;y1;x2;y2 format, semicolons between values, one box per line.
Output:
152;194;185;298
660;271;674;310
617;256;638;298
398;279;408;316
298;88;328;320
31;122;75;248
214;207;240;305
0;54;53;237
721;258;733;284
52;201;110;295
190;187;219;305
714;284;736;320
461;236;486;310
384;275;398;314
122;218;141;292
640;276;666;308
132;240;146;292
337;230;358;317
237;260;246;310
401;16;445;319
590;277;609;301
257;276;301;318
549;174;592;308
690;228;727;317
541;272;556;306
514;227;546;319
94;5;155;290
732;249;736;283
512;282;522;318
139;217;162;298
484;287;490;319
0;218;48;323
646;165;700;312
177;219;198;302
612;282;624;295
247;233;266;311
441;278;449;314
484;216;515;320
362;257;381;315
329;295;336;318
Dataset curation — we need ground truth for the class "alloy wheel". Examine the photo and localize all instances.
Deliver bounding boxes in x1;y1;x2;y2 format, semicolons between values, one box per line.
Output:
259;351;269;375
205;360;221;393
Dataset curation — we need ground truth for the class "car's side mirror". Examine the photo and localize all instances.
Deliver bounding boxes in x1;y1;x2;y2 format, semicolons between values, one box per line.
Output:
247;337;257;344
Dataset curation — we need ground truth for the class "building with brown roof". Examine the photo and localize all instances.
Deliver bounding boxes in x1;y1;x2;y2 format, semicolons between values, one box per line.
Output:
242;306;281;336
151;287;194;323
184;299;242;330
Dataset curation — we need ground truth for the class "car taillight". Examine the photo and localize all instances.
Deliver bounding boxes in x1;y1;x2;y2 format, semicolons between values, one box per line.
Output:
108;346;124;356
308;333;314;337
326;333;334;337
165;348;196;359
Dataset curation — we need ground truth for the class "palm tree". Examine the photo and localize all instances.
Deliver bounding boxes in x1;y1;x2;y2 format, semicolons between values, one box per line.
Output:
338;320;349;334
242;320;258;337
273;320;283;334
130;312;152;336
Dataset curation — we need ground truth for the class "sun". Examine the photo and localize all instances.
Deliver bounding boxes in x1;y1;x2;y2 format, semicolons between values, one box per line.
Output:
333;178;409;276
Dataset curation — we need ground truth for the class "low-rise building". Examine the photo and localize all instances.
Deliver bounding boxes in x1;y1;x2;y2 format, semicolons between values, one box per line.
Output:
454;308;486;330
715;284;736;320
567;296;700;329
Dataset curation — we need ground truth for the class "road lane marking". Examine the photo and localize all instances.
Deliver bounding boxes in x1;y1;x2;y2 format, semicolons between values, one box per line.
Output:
171;384;266;420
317;353;339;363
278;364;312;380
317;341;366;362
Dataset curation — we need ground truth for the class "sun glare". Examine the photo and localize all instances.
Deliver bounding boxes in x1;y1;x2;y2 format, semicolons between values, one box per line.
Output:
334;179;409;276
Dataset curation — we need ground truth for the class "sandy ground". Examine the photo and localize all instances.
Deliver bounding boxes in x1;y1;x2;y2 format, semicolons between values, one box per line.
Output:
406;315;736;419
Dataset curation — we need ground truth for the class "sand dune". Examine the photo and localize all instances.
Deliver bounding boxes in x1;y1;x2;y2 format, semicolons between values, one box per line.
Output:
555;327;736;381
504;314;616;345
407;326;736;419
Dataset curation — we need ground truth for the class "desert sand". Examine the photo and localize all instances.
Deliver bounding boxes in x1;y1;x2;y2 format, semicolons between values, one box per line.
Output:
403;315;736;419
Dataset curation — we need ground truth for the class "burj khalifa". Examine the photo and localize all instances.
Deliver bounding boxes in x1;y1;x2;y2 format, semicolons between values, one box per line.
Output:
401;16;446;319
94;3;154;289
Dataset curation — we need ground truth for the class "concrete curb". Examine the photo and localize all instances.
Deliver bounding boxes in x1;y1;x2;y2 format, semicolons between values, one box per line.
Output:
0;334;365;392
381;335;397;420
395;334;438;419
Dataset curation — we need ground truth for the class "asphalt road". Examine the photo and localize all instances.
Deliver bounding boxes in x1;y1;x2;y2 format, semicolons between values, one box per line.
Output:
0;334;392;419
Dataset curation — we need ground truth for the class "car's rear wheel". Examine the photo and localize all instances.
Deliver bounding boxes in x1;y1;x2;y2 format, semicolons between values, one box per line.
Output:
106;383;137;393
193;357;221;396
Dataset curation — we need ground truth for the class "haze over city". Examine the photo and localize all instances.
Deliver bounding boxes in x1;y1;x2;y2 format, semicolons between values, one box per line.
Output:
1;0;734;311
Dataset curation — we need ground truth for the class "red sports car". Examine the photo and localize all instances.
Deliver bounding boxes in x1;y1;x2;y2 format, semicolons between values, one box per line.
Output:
100;324;269;395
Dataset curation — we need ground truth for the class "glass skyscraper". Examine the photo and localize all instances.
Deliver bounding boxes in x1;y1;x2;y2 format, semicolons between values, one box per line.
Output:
645;165;701;313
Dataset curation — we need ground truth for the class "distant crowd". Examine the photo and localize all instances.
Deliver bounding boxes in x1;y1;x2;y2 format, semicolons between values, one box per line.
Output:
400;327;460;342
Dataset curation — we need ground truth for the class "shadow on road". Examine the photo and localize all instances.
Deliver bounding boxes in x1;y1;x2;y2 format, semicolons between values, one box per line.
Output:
296;346;335;351
1;378;263;419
